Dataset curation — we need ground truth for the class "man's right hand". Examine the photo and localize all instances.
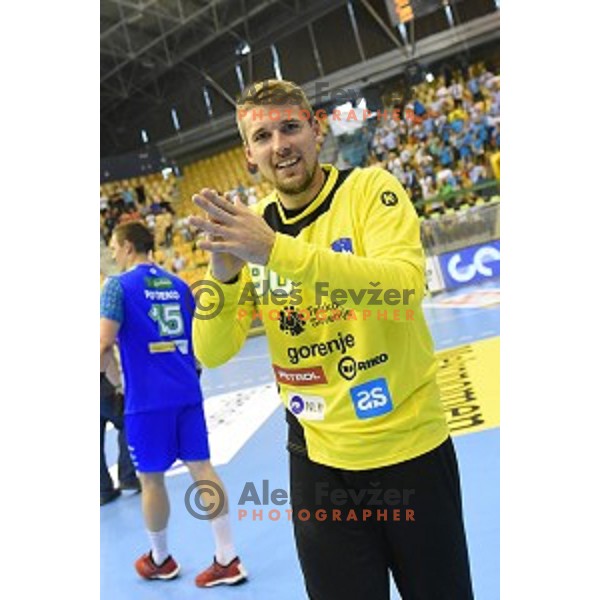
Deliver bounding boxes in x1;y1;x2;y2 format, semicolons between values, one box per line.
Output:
190;189;245;283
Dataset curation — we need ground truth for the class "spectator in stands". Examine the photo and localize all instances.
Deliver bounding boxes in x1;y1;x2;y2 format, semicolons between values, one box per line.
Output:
123;185;136;207
450;79;464;102
323;59;500;217
150;197;162;215
438;143;454;167
435;79;450;103
164;210;174;248
467;67;484;103
137;201;150;218
154;210;169;247
399;144;412;165
386;152;403;181
118;204;141;225
171;251;186;274
448;100;468;126
467;160;483;185
145;212;156;232
100;210;111;245
104;207;120;240
382;127;398;155
176;217;194;242
419;171;437;201
371;133;386;162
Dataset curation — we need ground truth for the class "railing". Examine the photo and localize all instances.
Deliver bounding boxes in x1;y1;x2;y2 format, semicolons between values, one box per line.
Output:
420;198;499;256
415;180;500;213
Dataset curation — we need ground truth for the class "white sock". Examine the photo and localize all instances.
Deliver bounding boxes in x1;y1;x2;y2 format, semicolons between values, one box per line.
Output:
211;514;237;565
148;528;169;565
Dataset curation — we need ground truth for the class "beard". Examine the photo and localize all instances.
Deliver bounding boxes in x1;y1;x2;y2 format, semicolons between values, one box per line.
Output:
270;159;318;195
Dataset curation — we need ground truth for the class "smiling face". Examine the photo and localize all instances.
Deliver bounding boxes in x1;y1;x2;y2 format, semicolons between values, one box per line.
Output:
242;104;323;196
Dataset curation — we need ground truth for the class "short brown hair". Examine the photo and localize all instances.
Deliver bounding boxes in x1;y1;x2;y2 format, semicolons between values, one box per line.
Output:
236;79;314;143
112;221;154;254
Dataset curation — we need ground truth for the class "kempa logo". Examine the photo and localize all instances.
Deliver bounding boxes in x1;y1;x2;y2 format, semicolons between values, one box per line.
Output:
380;191;399;207
287;332;355;365
338;353;389;381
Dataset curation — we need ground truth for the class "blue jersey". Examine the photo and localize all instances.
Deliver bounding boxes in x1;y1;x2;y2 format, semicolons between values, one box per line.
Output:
101;264;202;414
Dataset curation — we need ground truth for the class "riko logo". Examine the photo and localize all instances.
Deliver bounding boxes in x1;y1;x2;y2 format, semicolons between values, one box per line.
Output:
288;393;326;421
350;378;393;419
338;353;389;381
273;365;328;386
279;306;306;336
447;245;500;283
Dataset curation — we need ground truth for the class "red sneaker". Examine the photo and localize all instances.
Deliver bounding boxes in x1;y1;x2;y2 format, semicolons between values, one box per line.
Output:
134;552;180;580
195;556;248;587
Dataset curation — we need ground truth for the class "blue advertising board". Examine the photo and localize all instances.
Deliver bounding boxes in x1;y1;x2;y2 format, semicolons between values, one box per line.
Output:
439;240;500;289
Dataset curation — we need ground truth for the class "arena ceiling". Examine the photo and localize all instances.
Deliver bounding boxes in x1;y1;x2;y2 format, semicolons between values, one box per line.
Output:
101;0;352;151
101;0;350;112
101;0;499;158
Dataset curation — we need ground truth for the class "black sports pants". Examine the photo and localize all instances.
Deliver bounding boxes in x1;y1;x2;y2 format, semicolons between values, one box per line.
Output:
290;437;474;600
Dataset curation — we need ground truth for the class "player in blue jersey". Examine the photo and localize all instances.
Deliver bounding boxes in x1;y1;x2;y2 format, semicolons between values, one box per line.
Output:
100;221;247;587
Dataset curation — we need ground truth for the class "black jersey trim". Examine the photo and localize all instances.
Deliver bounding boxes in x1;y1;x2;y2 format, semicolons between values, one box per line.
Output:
263;168;354;237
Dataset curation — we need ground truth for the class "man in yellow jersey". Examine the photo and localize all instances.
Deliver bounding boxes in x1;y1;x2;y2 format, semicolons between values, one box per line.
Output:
190;80;473;600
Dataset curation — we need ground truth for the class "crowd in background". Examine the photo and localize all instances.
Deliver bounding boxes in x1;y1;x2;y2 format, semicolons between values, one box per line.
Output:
100;188;177;249
367;62;500;214
100;185;208;276
101;60;500;275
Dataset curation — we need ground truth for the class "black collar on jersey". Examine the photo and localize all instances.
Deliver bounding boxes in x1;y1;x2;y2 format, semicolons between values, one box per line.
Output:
263;165;354;237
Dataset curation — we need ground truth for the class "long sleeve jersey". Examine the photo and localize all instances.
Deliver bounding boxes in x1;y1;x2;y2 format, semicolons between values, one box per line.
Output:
193;164;448;470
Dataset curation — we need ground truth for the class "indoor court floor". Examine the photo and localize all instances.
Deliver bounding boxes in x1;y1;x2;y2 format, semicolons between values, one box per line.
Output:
101;279;500;600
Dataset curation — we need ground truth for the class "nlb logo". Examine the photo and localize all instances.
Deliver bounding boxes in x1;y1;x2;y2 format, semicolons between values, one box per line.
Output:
289;393;326;421
273;365;328;386
350;378;393;419
289;395;305;415
445;244;500;284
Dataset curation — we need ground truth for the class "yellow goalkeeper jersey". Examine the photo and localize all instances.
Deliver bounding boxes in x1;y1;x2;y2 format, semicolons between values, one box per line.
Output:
193;164;448;470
